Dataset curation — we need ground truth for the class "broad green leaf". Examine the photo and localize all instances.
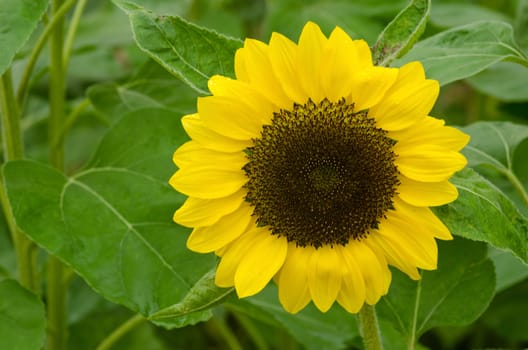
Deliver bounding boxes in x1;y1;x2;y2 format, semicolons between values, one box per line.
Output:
150;269;234;326
267;0;407;45
372;0;430;66
378;239;495;349
3;108;217;328
395;21;528;85
0;0;47;75
514;0;528;48
229;285;359;350
430;3;510;29
0;279;46;350
488;247;528;292
481;279;528;342
460;121;528;212
88;60;198;121
435;169;528;263
466;62;528;102
113;0;242;94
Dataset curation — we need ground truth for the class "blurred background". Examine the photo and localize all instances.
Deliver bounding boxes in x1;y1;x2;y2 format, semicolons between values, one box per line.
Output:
4;0;528;349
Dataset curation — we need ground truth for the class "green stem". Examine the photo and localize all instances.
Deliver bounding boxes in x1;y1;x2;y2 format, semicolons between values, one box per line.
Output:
207;316;243;350
16;0;76;108
231;311;269;350
0;70;23;159
46;257;67;350
63;0;87;69
59;98;90;141
358;304;384;350
0;70;39;293
95;314;146;350
504;170;528;207
47;1;68;349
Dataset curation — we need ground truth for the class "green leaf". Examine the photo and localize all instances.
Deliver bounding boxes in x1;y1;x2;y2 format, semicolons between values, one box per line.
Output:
150;269;234;326
430;3;510;29
113;0;243;94
372;0;430;66
87;60;198;122
466;62;528;102
0;0;47;75
514;0;528;48
229;285;359;350
395;21;528;85
378;238;495;349
488;247;528;293
460;121;528;212
267;0;407;45
3;108;217;328
0;279;46;350
435;168;528;263
481;280;528;342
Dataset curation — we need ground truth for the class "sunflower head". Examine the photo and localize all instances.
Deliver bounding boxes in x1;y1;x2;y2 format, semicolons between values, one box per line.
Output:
169;22;469;314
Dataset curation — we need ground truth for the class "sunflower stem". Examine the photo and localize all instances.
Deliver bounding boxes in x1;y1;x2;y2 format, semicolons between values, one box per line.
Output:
504;169;528;207
95;314;146;350
46;1;69;349
16;0;76;108
358;304;384;350
0;69;39;294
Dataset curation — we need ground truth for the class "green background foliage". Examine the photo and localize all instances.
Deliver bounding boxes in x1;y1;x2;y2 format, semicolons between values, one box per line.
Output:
1;0;528;349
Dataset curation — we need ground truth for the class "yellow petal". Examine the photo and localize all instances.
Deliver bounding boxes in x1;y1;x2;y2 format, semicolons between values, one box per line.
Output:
173;141;247;170
277;244;313;313
182;114;251;152
234;228;288;297
297;21;327;102
215;229;257;287
173;189;245;227
186;202;253;253
398;175;458;207
336;245;367;313
367;232;421;280
234;39;291;109
320;28;365;102
345;240;391;304
169;167;246;199
377;211;438;270
198;95;265;140
371;61;439;131
395;144;467;182
208;75;279;115
390;116;470;151
307;245;342;312
393;198;452;240
268;32;307;104
348;66;398;111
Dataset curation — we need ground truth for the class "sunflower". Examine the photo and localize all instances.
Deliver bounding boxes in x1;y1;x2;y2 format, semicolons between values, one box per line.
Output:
169;22;469;314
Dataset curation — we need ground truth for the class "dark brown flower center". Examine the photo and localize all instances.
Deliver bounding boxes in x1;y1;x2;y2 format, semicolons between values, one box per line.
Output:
243;98;399;248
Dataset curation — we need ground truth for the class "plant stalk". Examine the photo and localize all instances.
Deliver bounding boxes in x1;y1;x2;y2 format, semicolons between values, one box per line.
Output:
358;304;384;350
16;0;76;108
95;314;146;350
0;70;38;293
46;0;68;349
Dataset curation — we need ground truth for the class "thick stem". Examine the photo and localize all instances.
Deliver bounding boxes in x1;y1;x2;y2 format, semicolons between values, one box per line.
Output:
16;0;76;108
46;1;68;349
0;70;39;293
358;304;384;350
95;314;146;350
0;70;23;159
